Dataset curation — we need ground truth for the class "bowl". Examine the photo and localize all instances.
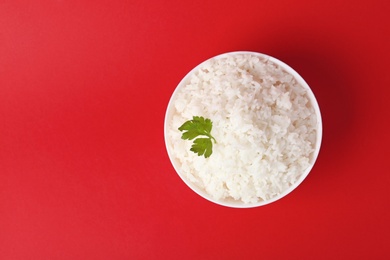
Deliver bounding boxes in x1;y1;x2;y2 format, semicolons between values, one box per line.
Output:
164;51;322;208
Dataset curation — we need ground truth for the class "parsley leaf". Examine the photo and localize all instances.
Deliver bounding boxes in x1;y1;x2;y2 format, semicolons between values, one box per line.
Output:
178;116;217;158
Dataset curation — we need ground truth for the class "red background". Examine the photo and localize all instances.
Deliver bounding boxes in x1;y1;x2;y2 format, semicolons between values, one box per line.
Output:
1;0;389;259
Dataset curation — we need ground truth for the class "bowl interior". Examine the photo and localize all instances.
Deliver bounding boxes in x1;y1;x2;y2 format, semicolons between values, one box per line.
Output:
164;51;322;208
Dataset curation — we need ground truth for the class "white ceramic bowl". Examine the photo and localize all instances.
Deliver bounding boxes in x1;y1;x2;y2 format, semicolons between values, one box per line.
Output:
164;51;322;208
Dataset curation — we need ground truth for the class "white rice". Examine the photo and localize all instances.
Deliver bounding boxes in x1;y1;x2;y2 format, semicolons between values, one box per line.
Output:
166;53;317;204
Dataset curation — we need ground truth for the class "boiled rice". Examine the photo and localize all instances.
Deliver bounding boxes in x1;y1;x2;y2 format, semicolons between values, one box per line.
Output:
166;53;317;204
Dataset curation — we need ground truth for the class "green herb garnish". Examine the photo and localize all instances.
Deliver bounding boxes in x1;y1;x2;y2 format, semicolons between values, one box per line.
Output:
178;116;217;158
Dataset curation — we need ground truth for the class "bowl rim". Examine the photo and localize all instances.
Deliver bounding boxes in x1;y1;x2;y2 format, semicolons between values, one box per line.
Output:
164;51;323;208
